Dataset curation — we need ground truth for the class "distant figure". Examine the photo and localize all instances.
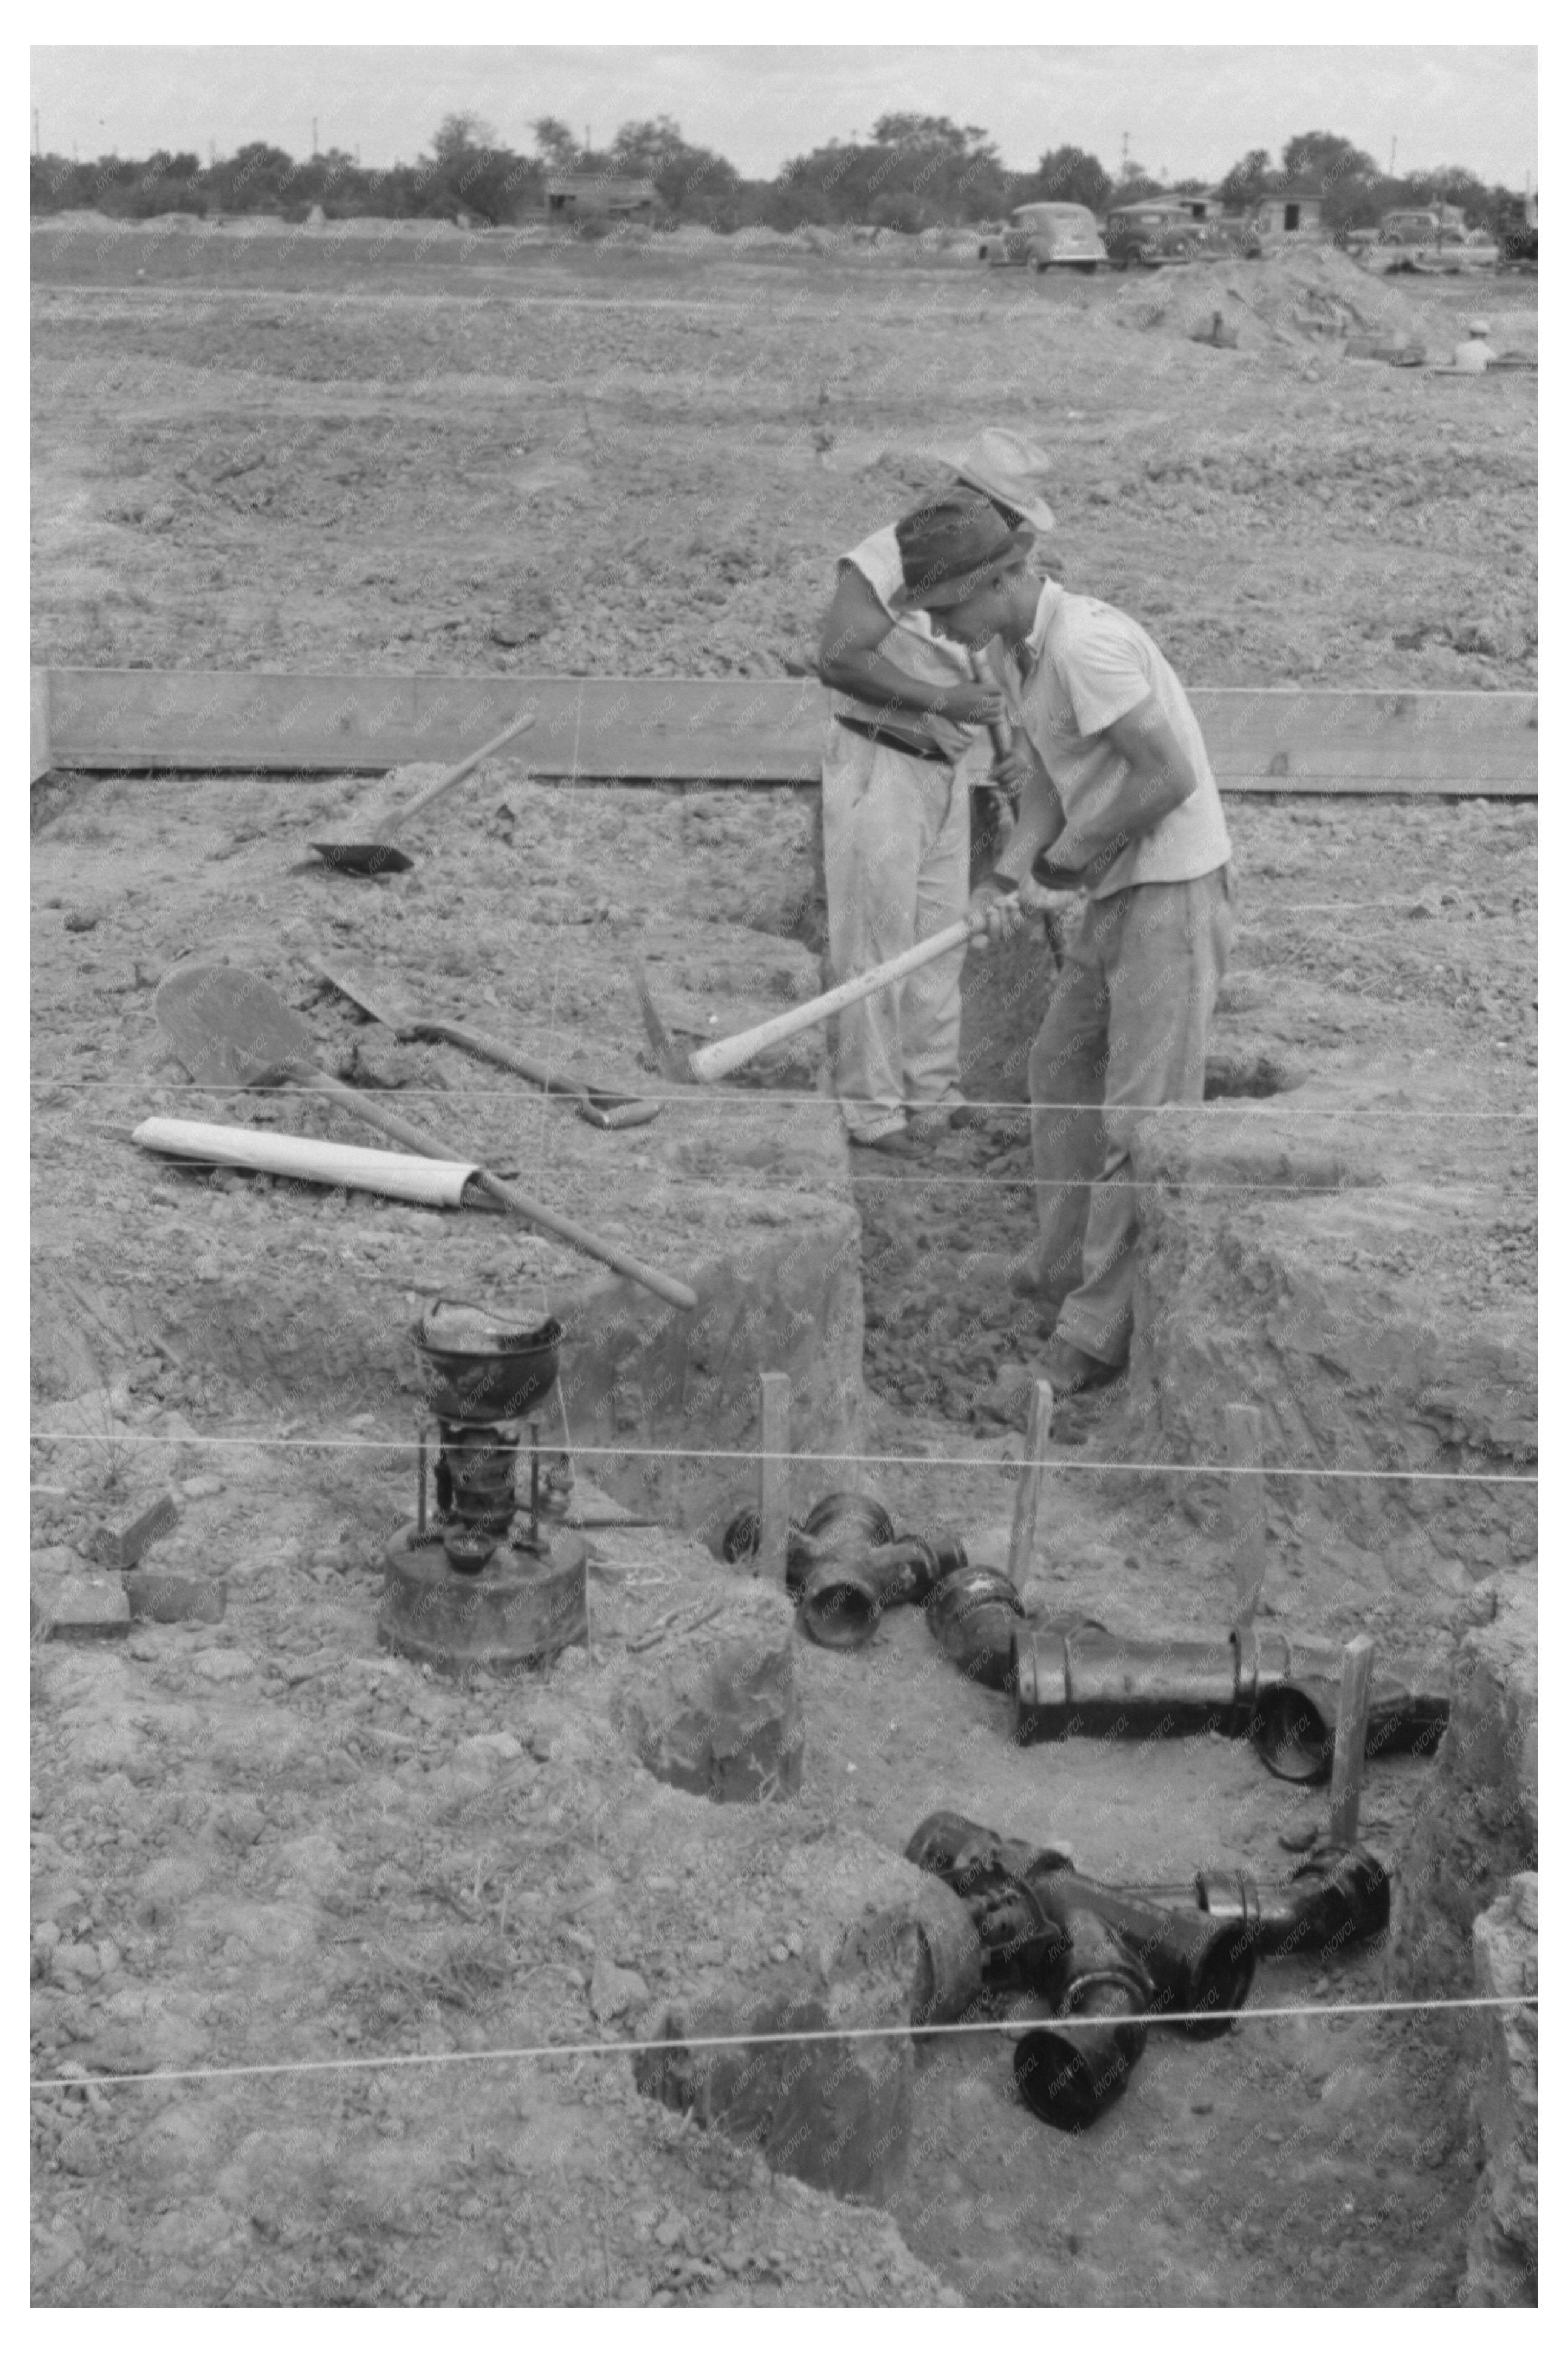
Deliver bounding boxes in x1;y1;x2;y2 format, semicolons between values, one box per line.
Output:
1194;310;1239;350
1453;318;1498;372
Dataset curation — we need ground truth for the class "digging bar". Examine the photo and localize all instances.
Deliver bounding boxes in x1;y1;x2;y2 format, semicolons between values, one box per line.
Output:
308;957;660;1130
309;711;536;875
153;965;697;1311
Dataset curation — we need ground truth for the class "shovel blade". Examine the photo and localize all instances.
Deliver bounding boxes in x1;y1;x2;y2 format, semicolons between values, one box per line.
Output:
310;842;415;876
635;965;692;1084
154;964;317;1088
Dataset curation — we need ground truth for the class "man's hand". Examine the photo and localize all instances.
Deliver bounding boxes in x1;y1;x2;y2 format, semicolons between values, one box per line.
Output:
968;881;1026;952
989;744;1032;795
1017;870;1076;914
939;681;1008;728
1028;852;1083;896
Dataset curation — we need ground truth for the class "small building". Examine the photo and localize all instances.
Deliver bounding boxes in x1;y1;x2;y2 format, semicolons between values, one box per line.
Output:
1170;189;1227;222
544;175;657;223
1253;181;1326;238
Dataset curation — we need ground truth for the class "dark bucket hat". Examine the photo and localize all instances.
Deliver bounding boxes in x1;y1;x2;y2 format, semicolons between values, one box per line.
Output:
892;487;1036;611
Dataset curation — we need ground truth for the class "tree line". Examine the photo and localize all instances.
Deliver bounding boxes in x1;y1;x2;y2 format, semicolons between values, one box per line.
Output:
28;112;1524;239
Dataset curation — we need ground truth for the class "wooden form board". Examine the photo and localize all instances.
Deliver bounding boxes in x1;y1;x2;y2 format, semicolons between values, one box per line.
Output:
33;669;1538;795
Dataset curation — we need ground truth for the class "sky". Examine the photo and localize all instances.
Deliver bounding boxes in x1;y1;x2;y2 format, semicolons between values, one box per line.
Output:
29;43;1538;189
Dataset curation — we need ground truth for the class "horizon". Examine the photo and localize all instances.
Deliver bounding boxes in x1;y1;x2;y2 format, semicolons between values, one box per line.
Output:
29;45;1538;190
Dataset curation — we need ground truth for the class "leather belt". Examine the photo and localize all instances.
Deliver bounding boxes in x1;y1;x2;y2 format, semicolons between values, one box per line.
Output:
834;715;954;765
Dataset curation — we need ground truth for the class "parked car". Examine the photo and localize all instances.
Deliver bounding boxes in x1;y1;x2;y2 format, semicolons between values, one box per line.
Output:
979;202;1107;273
1104;202;1207;268
1378;209;1470;247
1167;196;1263;259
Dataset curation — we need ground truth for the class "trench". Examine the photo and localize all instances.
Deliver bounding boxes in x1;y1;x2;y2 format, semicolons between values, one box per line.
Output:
32;774;1534;2306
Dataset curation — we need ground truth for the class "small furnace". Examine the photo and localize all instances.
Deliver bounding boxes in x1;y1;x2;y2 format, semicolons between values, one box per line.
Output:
380;1300;589;1671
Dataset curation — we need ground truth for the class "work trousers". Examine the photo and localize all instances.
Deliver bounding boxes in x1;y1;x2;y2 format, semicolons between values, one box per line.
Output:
1028;867;1233;1366
821;728;973;1140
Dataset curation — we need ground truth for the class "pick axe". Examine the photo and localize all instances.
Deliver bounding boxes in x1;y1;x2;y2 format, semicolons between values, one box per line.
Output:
637;912;990;1088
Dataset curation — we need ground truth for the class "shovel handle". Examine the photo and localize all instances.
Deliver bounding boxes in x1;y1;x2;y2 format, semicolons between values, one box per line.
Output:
414;1017;586;1100
469;1171;698;1312
394;711;538;829
292;1069;697;1312
416;1017;660;1129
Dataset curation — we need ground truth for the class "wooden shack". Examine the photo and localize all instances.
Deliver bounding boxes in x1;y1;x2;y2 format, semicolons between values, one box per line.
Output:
1253;181;1327;238
545;175;658;223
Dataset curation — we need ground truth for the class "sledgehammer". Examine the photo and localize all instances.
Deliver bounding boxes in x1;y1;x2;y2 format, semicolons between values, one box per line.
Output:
637;912;990;1086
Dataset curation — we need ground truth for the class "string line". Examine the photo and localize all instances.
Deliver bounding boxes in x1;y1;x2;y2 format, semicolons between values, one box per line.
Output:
30;1077;1536;1119
31;1133;1525;1197
27;1431;1536;1484
28;1993;1539;2095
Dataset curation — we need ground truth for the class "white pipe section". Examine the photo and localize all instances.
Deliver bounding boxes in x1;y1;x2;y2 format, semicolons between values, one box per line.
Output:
133;1117;478;1208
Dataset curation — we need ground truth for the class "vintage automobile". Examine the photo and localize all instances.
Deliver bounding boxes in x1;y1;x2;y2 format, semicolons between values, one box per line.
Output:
978;202;1107;273
1168;196;1263;259
1103;201;1208;268
1378;208;1473;246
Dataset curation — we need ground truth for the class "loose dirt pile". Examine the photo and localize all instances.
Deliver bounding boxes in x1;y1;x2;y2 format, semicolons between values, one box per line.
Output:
1107;244;1439;350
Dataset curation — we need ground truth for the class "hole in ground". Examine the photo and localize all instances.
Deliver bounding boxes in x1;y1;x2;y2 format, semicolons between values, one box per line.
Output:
1202;1051;1303;1099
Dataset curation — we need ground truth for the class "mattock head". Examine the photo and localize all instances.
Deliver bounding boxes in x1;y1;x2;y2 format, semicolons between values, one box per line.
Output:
634;964;694;1084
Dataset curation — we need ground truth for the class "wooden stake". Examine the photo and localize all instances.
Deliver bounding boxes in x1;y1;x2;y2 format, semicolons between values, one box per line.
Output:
757;1373;791;1584
1225;1403;1267;1627
1328;1633;1377;1847
1007;1381;1055;1590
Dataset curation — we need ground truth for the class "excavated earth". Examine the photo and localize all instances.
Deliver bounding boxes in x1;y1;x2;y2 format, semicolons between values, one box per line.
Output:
30;223;1536;2308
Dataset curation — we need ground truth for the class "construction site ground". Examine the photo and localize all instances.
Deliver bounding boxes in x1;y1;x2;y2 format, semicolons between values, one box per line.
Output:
30;224;1536;2308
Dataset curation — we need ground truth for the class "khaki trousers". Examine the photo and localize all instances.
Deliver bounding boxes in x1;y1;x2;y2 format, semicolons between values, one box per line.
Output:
1028;867;1234;1365
821;727;972;1140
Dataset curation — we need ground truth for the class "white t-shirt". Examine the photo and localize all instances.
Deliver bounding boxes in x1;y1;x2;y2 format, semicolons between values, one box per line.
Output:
828;525;977;765
994;581;1232;898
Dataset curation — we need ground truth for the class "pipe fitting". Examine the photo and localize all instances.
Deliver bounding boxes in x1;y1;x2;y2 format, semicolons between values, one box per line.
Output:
906;1810;1255;2131
1012;1910;1150;2132
1250;1675;1450;1784
925;1564;1027;1690
799;1533;965;1650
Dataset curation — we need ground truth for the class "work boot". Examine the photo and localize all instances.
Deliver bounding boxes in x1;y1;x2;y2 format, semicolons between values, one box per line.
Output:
906;1107;951;1143
849;1127;928;1161
1039;1337;1125;1399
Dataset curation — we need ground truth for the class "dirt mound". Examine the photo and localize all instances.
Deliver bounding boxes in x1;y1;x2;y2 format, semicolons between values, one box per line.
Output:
1110;244;1437;352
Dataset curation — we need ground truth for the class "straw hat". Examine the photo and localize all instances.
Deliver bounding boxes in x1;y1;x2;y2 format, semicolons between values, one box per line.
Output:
929;426;1056;534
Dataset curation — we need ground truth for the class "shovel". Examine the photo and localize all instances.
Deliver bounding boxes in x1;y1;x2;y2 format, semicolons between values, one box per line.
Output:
308;958;660;1130
309;711;536;875
153;965;697;1311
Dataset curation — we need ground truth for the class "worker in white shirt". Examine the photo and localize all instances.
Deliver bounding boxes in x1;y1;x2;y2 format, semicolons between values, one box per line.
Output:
816;429;1054;1158
1452;318;1498;372
894;487;1235;1396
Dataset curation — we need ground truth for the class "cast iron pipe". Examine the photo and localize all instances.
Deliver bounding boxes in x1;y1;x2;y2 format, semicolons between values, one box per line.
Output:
719;1490;965;1648
1011;1907;1150;2132
717;1491;896;1585
925;1564;1028;1691
1250;1675;1450;1785
1012;1621;1253;1741
1013;1620;1449;1781
1172;1842;1392;1961
799;1533;966;1650
906;1812;1256;2131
